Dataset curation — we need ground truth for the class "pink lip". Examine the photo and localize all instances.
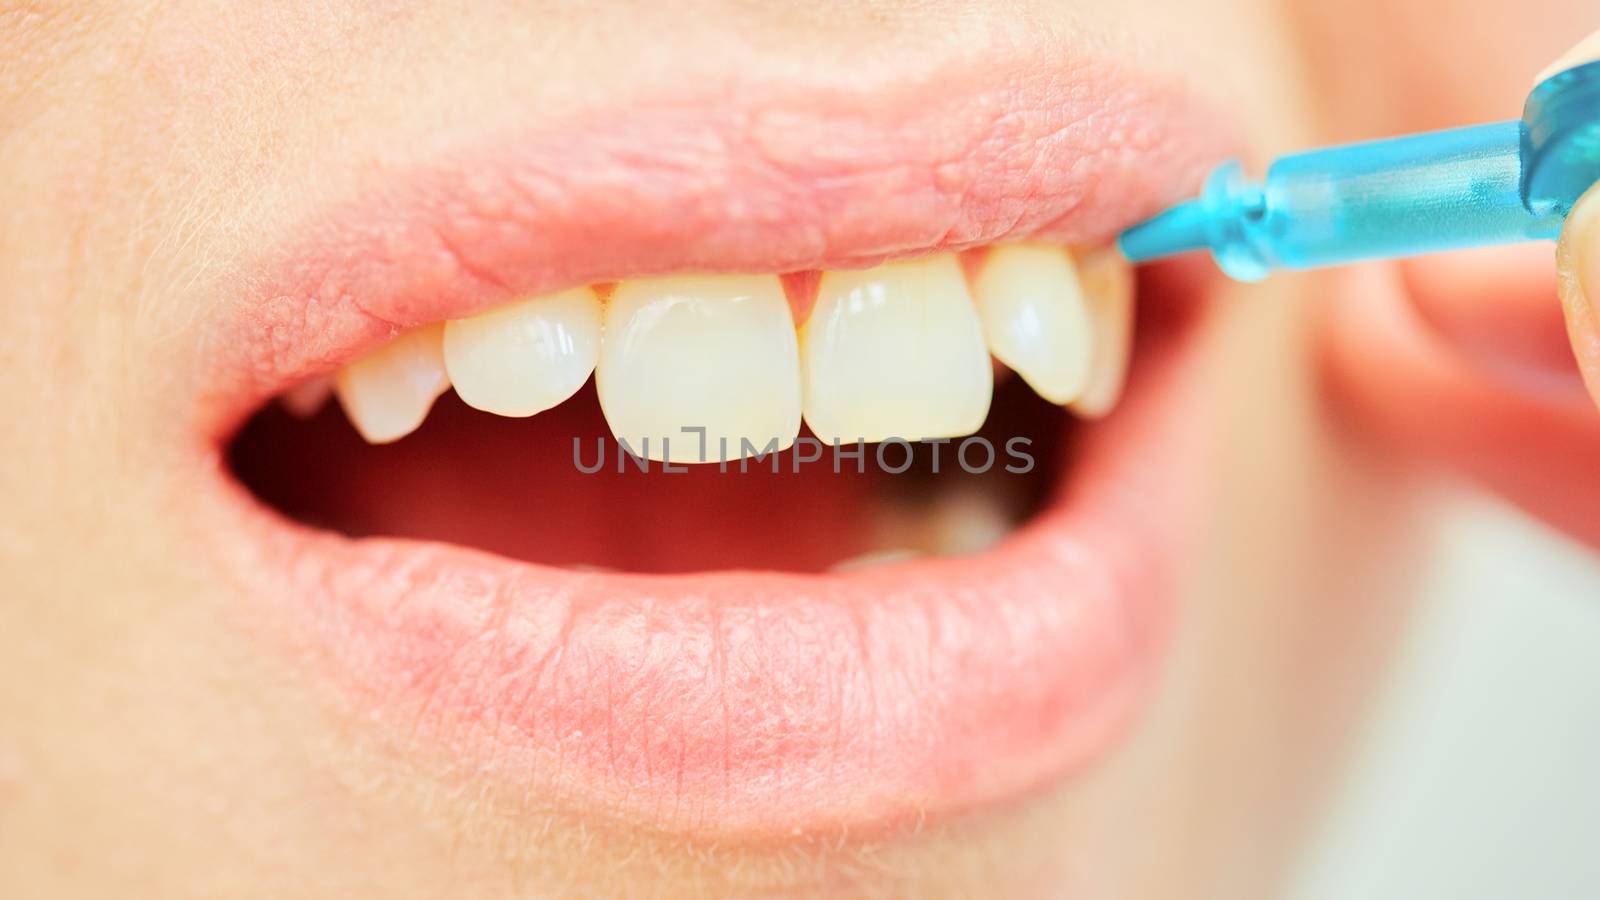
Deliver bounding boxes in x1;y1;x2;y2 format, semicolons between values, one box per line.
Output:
189;54;1230;839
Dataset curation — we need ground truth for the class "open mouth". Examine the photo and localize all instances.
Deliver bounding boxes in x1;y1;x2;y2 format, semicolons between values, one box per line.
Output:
188;58;1231;841
231;247;1133;574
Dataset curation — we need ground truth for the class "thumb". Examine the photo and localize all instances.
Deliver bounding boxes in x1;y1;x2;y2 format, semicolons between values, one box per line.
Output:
1550;29;1600;409
1536;29;1600;84
1557;184;1600;409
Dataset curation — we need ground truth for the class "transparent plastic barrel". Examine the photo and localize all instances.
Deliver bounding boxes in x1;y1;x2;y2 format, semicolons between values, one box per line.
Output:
1252;122;1561;274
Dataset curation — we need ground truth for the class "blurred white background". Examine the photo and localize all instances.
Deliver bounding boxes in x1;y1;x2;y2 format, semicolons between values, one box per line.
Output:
1292;488;1600;899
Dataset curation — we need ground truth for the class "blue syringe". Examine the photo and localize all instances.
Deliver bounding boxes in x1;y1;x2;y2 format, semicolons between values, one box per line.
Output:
1118;60;1600;281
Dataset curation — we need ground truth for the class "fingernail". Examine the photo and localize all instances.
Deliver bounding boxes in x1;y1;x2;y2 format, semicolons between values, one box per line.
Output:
1557;185;1600;406
1536;31;1600;85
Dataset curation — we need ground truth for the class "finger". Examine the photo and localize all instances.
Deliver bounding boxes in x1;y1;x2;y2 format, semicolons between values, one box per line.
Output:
1536;28;1600;84
1545;31;1600;409
1557;185;1600;408
1403;244;1575;390
1322;262;1600;549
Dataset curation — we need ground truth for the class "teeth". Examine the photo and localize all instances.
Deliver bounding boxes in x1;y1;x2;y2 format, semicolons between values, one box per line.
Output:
334;323;450;444
921;487;1017;556
828;549;922;573
596;274;801;463
442;287;602;417
1067;250;1136;419
833;485;1015;572
972;244;1095;405
330;244;1133;445
800;254;992;443
866;485;1019;559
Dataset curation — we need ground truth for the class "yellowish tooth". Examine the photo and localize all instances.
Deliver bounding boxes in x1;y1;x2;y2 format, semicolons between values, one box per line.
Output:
972;243;1095;404
334;323;450;444
1067;250;1136;419
443;287;601;417
801;255;992;443
597;274;801;464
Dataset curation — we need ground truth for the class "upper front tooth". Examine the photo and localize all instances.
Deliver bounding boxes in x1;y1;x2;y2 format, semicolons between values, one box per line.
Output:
1067;250;1136;419
442;287;601;417
335;323;450;444
596;274;801;463
972;244;1095;405
800;254;992;443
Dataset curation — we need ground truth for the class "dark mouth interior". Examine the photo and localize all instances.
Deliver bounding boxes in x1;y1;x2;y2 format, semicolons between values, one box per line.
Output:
227;374;1075;574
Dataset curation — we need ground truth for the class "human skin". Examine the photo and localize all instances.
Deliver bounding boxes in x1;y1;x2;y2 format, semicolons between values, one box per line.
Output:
0;3;1594;899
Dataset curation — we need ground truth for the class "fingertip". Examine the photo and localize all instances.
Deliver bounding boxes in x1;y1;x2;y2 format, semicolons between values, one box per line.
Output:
1320;261;1600;549
1401;244;1571;387
1535;29;1600;85
1557;184;1600;408
1537;28;1600;408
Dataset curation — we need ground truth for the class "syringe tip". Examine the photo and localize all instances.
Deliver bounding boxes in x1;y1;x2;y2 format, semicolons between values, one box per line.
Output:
1117;199;1212;264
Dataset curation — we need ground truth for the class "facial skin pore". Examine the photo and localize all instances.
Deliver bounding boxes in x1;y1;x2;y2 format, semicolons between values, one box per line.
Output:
0;2;1590;897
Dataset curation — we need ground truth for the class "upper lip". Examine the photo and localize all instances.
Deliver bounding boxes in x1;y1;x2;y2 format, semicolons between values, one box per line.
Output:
188;48;1231;839
193;52;1230;441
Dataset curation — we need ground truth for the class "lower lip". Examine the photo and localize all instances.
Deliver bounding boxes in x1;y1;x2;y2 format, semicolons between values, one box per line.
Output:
195;288;1213;839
